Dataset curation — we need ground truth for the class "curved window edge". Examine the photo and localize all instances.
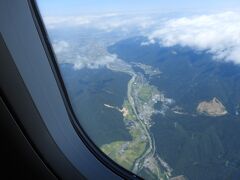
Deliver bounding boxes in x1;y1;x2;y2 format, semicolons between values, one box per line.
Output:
27;0;142;179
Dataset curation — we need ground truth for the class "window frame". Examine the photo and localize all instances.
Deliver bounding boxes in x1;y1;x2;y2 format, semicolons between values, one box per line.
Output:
27;0;142;179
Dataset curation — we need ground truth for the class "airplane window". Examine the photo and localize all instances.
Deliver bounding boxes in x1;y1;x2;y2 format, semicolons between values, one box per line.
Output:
36;1;240;179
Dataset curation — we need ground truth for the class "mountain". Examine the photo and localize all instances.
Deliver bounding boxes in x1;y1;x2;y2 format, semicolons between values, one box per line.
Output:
108;36;240;180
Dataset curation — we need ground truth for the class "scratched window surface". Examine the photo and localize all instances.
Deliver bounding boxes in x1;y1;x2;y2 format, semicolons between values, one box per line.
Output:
37;1;240;179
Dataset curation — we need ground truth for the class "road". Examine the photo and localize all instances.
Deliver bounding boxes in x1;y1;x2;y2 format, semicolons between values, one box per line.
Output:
127;73;155;173
108;60;163;179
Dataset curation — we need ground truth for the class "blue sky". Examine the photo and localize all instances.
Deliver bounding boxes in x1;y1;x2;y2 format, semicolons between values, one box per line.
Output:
37;0;240;16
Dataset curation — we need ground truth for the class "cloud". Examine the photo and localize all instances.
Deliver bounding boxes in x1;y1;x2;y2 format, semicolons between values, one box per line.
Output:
52;40;70;53
146;11;240;64
52;40;118;69
49;11;240;68
72;54;118;70
43;13;157;33
44;16;95;29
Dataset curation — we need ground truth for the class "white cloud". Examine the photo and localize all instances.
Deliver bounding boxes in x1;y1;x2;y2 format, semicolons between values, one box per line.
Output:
43;13;157;33
49;11;240;67
72;54;118;70
146;11;240;64
52;40;70;53
141;39;156;46
52;40;118;70
44;16;93;29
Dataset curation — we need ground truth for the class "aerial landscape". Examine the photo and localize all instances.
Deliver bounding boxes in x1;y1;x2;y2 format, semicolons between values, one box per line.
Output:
38;0;240;179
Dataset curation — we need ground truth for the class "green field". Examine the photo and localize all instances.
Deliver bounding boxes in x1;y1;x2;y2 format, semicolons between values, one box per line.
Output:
123;100;137;121
101;139;146;170
101;100;147;170
138;85;153;102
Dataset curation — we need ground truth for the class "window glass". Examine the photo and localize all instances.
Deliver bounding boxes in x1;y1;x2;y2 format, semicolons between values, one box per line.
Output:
37;1;240;179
